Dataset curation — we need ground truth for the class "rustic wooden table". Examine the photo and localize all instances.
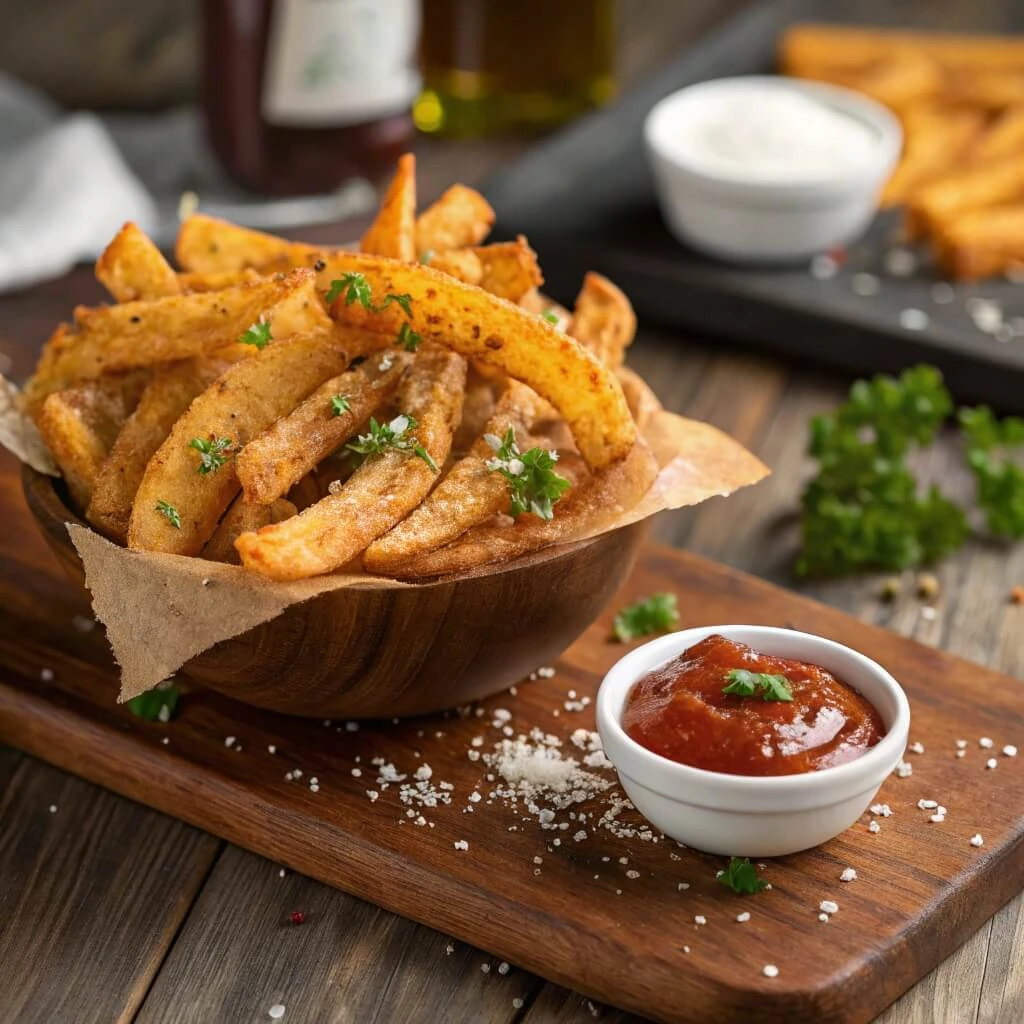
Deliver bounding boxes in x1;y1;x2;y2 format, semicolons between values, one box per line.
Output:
2;2;1023;1022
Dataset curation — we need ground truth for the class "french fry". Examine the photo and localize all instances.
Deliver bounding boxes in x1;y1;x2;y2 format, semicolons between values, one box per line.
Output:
177;269;264;293
176;214;324;273
415;184;495;253
236;350;412;505
972;105;1024;163
881;103;986;208
363;381;550;572
128;332;359;556
36;372;149;510
203;497;297;563
318;253;637;469
235;347;467;580
86;359;233;542
907;151;1024;237
360;152;417;261
569;272;637;369
430;237;543;302
24;270;331;410
96;222;180;302
943;70;1024;110
781;24;1024;75
932;203;1024;280
791;51;941;110
383;439;658;579
429;249;483;285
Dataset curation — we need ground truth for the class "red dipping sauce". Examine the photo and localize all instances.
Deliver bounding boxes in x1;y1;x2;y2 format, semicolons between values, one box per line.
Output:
622;634;885;777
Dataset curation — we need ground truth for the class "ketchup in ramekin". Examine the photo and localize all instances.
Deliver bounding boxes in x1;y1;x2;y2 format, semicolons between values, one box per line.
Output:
622;634;884;777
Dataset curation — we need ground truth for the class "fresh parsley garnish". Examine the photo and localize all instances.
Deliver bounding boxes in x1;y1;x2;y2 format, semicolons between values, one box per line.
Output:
240;317;272;349
330;394;352;416
722;669;794;702
397;321;422;351
484;427;570;520
718;857;769;895
798;365;966;577
128;680;180;722
155;500;182;529
959;406;1024;538
188;435;233;474
611;593;679;642
347;414;438;471
540;309;559;325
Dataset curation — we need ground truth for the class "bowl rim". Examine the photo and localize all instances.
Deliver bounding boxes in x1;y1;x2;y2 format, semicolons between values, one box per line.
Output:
643;74;903;198
21;463;636;589
596;624;911;805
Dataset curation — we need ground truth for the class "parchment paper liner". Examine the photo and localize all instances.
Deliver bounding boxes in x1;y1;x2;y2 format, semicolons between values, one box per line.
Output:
3;373;768;700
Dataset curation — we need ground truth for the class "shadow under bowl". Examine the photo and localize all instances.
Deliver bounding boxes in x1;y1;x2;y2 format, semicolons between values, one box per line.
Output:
22;465;646;718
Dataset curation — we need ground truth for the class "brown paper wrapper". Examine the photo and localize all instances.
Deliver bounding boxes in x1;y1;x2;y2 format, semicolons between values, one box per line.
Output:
4;373;768;700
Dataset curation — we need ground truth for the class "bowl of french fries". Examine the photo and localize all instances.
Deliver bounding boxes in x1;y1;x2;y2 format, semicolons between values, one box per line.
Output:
14;154;766;717
782;23;1024;280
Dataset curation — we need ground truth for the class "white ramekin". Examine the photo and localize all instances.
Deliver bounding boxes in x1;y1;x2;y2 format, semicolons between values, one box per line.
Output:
596;625;911;857
643;76;903;263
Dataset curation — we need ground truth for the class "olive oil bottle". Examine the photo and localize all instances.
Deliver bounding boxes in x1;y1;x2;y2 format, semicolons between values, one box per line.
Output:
415;0;616;137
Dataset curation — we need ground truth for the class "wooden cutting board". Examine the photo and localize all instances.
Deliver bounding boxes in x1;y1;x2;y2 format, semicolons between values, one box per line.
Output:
1;539;1022;1024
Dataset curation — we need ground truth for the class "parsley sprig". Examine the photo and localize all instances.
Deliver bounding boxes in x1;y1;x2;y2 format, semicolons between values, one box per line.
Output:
959;406;1024;538
611;592;679;642
155;500;181;529
718;857;769;894
326;271;420;350
330;394;352;416
240;318;272;349
540;309;559;325
484;428;570;520
189;436;233;474
128;680;180;722
722;669;793;702
347;414;437;471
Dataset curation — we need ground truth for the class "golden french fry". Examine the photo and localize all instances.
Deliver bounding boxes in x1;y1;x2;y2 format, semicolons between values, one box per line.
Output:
203;497;297;563
932;203;1024;280
907;151;1024;237
86;358;233;542
235;347;467;580
176;214;325;273
177;269;264;292
96;222;180;302
415;184;495;254
363;381;550;572
881;103;985;209
452;375;497;452
781;24;1024;75
429;249;484;286
383;439;658;579
36;372;149;510
361;152;417;261
318;253;636;469
790;51;941;110
430;238;542;302
24;270;331;410
128;332;358;556
943;70;1024;110
237;350;412;505
569;272;637;369
972;105;1024;163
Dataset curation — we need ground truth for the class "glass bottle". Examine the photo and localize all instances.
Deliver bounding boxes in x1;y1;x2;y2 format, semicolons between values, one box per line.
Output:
415;0;616;138
202;0;421;195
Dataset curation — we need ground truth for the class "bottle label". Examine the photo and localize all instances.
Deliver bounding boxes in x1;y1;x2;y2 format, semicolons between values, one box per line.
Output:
262;0;421;127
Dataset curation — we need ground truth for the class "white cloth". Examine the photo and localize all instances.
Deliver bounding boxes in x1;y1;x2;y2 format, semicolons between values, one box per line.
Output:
0;75;156;292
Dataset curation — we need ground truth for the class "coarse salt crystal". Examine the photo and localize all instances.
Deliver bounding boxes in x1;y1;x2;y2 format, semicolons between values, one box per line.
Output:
678;882;690;891
908;742;925;754
445;941;455;955
840;868;857;882
48;804;57;814
414;764;433;781
454;840;469;851
480;963;490;974
1003;745;1018;757
537;667;556;678
970;833;984;847
626;870;641;879
918;799;937;809
512;998;524;1009
498;961;510;975
736;912;751;923
352;768;362;777
820;900;839;914
986;758;998;769
956;739;968;749
309;784;320;793
895;760;913;778
819;913;830;923
979;737;994;748
694;915;707;926
40;668;54;681
868;821;881;834
267;745;276;755
956;750;966;759
366;790;379;802
929;813;945;823
268;1006;285;1020
345;721;359;732
762;964;779;978
161;737;170;745
870;803;893;817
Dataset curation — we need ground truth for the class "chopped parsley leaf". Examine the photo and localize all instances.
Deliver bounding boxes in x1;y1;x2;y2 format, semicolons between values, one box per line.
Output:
397;321;422;351
484;427;570;520
611;593;679;642
155;500;182;529
330;394;352;416
722;669;793;702
347;414;438;472
188;435;233;474
128;680;180;722
540;309;559;325
240;318;272;349
718;857;769;894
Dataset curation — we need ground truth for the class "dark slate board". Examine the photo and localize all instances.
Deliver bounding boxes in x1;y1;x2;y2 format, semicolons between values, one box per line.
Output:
484;0;1024;411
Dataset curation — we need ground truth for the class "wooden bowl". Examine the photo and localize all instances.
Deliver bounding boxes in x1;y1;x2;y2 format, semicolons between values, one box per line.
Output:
22;466;646;718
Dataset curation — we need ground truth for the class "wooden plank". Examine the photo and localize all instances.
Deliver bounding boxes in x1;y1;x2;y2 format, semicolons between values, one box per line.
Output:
0;547;1021;1024
135;846;538;1024
0;757;220;1024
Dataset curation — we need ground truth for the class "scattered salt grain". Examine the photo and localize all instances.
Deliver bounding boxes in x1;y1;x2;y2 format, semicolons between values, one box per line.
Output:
48;804;57;814
979;737;994;749
918;799;937;810
454;840;469;851
278;869;286;878
819;913;830;923
868;821;881;834
626;870;641;880
345;721;359;732
929;813;945;823
267;745;276;755
678;882;690;891
694;915;707;926
840;868;857;882
899;309;929;331
970;833;984;847
870;803;892;816
956;750;966;759
40;668;54;681
366;790;379;802
445;941;455;955
956;739;968;750
851;272;880;296
908;741;925;754
414;764;433;781
352;768;362;777
986;758;998;770
224;736;236;748
498;961;510;975
268;1006;285;1020
161;737;170;746
1003;745;1018;757
480;963;490;974
920;606;937;621
762;964;779;978
820;900;839;914
895;760;913;778
736;912;751;923
512;998;524;1009
536;666;556;678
